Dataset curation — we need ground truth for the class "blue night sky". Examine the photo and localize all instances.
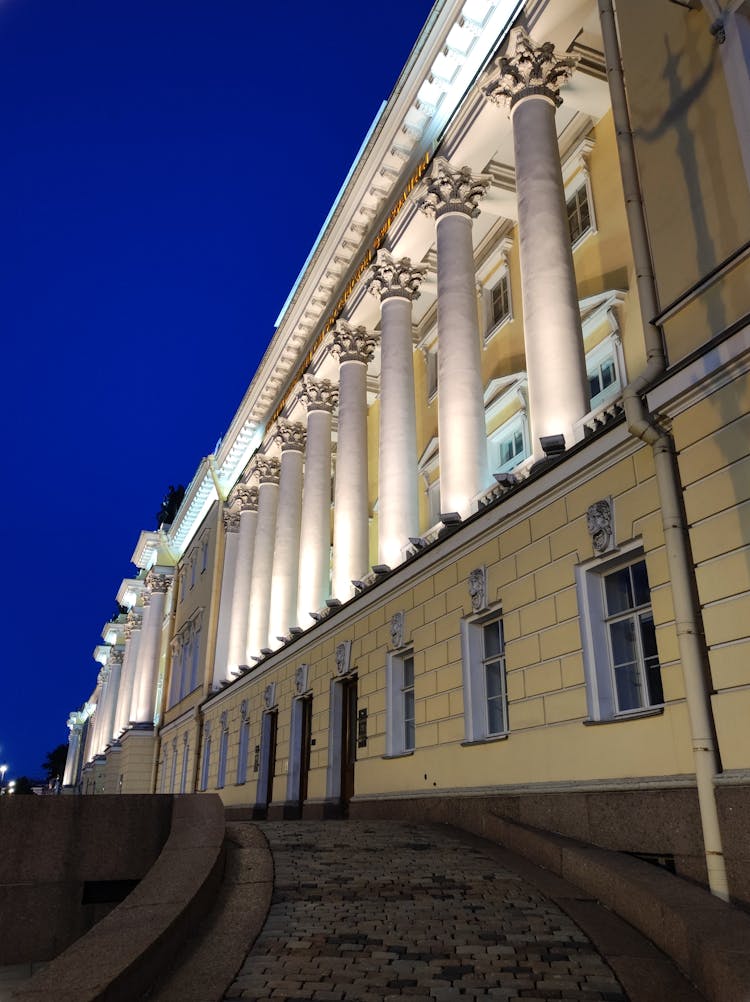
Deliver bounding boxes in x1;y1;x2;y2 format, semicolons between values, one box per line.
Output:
0;0;435;780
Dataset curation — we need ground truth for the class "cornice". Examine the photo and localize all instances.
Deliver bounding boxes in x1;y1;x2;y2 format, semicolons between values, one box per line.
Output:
153;0;525;561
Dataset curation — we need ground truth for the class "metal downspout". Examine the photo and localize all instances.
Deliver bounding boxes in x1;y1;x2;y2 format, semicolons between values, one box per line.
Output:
598;0;729;900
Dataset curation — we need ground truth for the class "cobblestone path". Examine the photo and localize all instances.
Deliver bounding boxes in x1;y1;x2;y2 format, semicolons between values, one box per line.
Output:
225;821;628;1002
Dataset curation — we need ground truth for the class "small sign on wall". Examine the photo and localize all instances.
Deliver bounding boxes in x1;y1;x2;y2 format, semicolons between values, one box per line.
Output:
357;707;368;748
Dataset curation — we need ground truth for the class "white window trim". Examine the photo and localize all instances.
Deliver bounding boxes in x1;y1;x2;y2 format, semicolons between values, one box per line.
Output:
385;648;415;757
460;607;509;743
576;540;664;722
563;138;596;251
476;236;514;344
236;702;250;785
179;734;190;794
216;712;229;789
199;723;211;792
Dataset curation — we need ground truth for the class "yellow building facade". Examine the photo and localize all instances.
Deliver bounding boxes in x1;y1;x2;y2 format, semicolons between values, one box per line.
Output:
65;0;750;906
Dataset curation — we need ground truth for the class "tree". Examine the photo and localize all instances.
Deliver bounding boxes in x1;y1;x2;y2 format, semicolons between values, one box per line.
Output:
156;484;185;528
42;743;68;783
12;776;34;795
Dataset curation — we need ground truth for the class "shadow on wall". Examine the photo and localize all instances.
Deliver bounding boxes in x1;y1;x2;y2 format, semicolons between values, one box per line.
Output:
0;794;173;965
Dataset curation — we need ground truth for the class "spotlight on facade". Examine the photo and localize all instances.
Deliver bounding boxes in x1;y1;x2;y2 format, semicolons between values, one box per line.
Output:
540;434;566;458
440;512;462;526
289;627;303;638
352;579;367;592
326;598;342;608
277;635;291;645
409;536;428;549
309;611;324;622
251;655;263;662
372;564;391;576
260;647;273;656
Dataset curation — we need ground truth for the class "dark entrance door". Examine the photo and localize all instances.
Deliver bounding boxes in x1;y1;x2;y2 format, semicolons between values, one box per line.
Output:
298;697;312;809
263;710;277;810
340;677;357;812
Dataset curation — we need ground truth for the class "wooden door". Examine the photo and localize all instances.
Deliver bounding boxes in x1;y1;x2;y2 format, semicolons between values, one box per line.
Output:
340;678;357;810
263;711;277;808
298;697;312;807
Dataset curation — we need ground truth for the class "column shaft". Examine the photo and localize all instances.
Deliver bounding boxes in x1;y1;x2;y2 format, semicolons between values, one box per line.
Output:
227;505;258;669
379;295;419;566
247;477;280;657
115;627;141;736
132;588;167;724
512;96;588;451
213;515;240;684
297;408;333;624
435;211;489;514
332;359;370;599
269;447;304;643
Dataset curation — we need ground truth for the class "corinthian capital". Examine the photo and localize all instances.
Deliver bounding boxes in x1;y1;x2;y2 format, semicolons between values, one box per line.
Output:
108;648;125;666
230;484;259;513
125;609;143;640
366;251;426;302
223;508;241;533
330;321;377;365
145;569;172;594
299;375;338;414
275;419;306;453
253;455;281;486
483;29;578;111
416;157;490;220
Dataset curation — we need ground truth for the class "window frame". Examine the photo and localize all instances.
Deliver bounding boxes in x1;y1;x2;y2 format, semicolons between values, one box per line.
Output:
385;648;416;757
236;701;250;785
576;543;664;722
460;608;509;743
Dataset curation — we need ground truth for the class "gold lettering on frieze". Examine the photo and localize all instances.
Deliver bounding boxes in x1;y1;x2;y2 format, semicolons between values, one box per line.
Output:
269;152;430;425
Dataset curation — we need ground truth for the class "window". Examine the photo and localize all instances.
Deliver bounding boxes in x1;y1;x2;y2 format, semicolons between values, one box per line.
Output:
216;712;229;789
490;272;511;328
488;414;529;475
386;650;416;755
179;736;190;793
567;185;592;245
169;738;178;793
237;701;250;785
460;611;508;741
201;533;209;573
425;344;438;400
577;549;664;720
588;353;617;405
199;723;211;792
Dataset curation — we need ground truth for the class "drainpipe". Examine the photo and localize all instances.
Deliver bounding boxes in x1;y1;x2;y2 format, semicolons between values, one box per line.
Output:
598;0;729;900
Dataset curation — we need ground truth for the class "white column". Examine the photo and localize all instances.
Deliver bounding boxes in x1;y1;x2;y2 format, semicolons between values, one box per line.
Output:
418;159;490;516
101;648;124;747
131;569;172;724
484;30;588;456
90;664;111;756
269;421;306;645
63;715;83;787
114;609;142;736
213;506;241;685
297;376;337;625
247;457;281;658
367;252;424;567
225;487;259;671
331;322;377;601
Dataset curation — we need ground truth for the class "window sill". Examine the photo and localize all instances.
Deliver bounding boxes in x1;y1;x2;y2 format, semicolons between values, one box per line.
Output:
484;314;512;346
583;705;664;726
460;733;509;747
382;750;415;759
